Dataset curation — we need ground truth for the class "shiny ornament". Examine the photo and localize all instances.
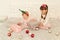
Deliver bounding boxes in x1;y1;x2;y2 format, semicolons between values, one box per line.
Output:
29;33;31;35
25;30;29;34
30;34;35;38
35;28;39;30
48;30;52;33
55;32;59;36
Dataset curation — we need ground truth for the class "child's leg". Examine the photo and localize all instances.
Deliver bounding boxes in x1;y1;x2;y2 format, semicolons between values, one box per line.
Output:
39;26;48;30
39;23;51;30
38;22;49;30
44;23;51;29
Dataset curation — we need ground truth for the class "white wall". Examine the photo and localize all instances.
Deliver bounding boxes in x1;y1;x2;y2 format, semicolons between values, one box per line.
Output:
0;0;60;18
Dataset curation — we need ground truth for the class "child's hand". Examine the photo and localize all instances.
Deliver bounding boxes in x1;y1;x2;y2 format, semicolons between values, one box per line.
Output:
7;32;11;37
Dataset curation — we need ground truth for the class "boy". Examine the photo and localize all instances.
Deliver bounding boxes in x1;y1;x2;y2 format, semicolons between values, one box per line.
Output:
7;9;30;37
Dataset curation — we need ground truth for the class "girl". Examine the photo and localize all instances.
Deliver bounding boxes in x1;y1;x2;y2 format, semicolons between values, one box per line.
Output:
38;4;51;29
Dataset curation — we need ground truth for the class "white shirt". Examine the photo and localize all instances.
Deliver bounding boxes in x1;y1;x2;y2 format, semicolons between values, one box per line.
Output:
39;13;50;25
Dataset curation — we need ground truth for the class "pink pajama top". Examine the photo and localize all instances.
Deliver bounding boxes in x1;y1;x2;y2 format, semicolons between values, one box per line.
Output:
10;24;23;33
9;18;30;33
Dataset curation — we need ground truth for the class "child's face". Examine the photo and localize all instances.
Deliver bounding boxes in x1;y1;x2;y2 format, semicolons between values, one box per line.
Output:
41;9;48;15
22;14;29;19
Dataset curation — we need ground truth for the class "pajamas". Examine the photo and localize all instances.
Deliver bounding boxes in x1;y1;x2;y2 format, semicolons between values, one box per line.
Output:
9;18;30;33
39;17;51;30
10;24;23;33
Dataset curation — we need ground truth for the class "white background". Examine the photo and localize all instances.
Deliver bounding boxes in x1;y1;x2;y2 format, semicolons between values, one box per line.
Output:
0;0;60;18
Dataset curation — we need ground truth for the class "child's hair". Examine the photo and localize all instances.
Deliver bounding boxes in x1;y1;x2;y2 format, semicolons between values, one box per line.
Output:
22;12;29;16
19;9;29;16
40;4;48;10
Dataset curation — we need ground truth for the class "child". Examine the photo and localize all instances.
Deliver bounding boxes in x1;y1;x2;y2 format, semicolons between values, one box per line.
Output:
38;4;51;29
7;9;30;37
19;9;39;30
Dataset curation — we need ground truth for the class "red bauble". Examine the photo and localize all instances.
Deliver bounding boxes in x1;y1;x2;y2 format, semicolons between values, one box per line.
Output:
25;30;29;34
7;33;11;37
30;34;35;38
